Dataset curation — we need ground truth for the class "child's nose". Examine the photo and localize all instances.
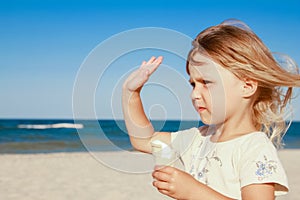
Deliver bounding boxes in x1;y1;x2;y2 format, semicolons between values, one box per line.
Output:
190;86;202;100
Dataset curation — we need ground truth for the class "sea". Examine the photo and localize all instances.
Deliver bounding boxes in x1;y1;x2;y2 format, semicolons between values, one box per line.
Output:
0;119;299;154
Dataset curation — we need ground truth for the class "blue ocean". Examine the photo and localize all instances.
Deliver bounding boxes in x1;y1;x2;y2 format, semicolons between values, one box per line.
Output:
0;119;299;154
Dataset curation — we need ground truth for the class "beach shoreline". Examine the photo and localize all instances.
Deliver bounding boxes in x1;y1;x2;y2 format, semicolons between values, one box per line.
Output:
0;150;299;200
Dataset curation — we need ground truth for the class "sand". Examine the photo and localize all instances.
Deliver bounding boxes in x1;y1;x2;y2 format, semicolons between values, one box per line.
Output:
0;150;299;200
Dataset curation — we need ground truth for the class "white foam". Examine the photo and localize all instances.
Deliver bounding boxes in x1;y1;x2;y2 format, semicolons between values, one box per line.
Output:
17;123;84;129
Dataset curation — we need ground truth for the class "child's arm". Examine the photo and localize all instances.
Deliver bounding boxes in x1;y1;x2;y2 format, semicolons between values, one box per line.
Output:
152;166;275;200
241;184;275;200
122;56;170;153
152;166;234;200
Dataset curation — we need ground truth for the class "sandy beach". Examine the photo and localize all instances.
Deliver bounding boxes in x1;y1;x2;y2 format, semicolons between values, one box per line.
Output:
0;150;299;200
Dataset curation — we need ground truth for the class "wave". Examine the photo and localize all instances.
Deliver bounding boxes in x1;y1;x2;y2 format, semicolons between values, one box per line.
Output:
17;123;84;129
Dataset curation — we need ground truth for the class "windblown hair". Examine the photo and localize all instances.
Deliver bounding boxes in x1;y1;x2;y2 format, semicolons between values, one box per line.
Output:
187;23;300;148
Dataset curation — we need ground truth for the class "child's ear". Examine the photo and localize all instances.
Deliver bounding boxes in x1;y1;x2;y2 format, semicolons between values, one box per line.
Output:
241;78;258;98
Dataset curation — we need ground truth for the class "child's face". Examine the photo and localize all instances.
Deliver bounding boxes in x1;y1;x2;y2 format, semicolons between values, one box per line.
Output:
188;53;244;125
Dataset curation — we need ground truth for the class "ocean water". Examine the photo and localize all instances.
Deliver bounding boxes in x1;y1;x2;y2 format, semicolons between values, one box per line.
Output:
0;119;299;154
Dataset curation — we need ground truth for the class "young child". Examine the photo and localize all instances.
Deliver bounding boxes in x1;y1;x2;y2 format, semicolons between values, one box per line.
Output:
122;20;300;199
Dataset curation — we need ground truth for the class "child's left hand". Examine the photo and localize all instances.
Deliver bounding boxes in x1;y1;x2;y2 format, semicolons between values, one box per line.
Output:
152;166;200;199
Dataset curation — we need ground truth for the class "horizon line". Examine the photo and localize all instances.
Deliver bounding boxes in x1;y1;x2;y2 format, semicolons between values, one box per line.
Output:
1;118;300;122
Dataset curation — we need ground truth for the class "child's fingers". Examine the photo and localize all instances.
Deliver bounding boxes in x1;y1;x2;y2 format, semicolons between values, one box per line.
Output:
144;56;163;75
157;189;170;196
150;56;163;65
146;56;156;64
126;56;163;91
155;165;176;175
136;57;162;82
141;56;162;68
152;171;171;182
152;180;170;191
154;56;163;65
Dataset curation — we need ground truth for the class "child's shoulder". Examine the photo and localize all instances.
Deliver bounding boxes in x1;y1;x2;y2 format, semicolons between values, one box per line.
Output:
234;131;277;157
238;131;271;146
214;131;275;153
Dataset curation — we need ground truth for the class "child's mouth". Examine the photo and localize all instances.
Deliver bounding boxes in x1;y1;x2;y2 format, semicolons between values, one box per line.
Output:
198;107;206;112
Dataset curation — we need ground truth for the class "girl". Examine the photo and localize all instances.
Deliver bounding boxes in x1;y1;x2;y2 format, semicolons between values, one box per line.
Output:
122;20;300;199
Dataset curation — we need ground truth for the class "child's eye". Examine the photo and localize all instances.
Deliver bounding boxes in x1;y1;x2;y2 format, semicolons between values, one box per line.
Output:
203;80;212;85
190;82;195;88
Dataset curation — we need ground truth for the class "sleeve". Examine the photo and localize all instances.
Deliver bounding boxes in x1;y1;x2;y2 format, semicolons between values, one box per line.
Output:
238;135;289;196
171;127;199;156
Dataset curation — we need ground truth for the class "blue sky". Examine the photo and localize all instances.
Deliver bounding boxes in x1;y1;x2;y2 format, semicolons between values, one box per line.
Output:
1;0;300;120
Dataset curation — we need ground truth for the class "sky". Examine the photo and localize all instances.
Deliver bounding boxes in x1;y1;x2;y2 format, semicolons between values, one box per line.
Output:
1;0;300;120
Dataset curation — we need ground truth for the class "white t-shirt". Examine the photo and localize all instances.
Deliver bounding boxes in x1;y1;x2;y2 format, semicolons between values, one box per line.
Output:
171;127;289;199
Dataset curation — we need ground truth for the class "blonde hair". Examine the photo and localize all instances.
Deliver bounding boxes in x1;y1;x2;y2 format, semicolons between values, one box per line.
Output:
187;22;300;148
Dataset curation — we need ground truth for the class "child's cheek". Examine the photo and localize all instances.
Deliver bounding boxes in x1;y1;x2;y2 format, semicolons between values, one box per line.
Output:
209;86;227;123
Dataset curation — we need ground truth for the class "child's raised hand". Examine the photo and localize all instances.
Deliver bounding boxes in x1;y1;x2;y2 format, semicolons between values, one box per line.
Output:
152;166;200;200
123;56;163;93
